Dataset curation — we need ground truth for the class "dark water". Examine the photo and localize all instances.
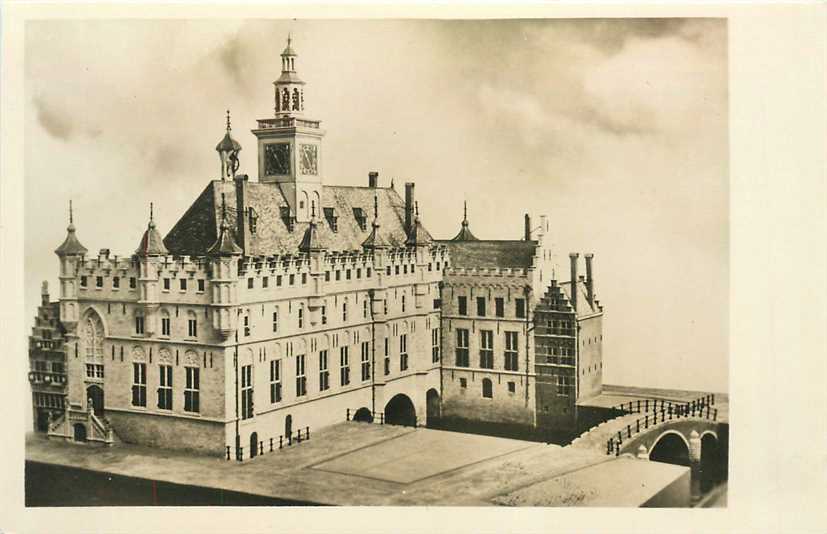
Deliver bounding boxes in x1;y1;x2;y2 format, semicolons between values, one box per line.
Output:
25;462;325;507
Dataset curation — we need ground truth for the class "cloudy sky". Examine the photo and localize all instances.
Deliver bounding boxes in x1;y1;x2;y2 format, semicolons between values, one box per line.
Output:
24;18;728;393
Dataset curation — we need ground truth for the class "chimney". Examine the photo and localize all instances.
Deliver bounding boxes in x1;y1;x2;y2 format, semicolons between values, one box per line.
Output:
584;253;594;307
368;171;379;188
404;182;415;234
41;281;50;306
524;214;531;241
569;253;579;312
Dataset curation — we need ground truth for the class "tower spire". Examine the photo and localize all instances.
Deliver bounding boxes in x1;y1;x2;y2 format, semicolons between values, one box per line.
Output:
69;200;74;226
451;200;479;241
208;193;243;256
55;199;87;256
216;110;242;181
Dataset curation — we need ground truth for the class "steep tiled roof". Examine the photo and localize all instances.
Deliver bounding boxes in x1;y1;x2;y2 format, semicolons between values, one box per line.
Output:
136;220;169;257
54;223;88;256
163;181;430;256
438;240;537;269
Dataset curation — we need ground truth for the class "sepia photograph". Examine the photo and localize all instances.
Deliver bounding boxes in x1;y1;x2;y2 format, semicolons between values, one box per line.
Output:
18;17;733;509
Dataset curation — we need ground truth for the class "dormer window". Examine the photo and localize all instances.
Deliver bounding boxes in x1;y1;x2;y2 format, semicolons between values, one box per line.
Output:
353;207;367;231
323;207;338;232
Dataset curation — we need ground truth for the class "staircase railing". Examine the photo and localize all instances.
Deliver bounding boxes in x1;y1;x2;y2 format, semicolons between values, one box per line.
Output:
226;426;312;462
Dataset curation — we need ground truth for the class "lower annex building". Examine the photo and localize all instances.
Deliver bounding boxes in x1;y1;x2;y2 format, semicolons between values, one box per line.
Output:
27;37;605;458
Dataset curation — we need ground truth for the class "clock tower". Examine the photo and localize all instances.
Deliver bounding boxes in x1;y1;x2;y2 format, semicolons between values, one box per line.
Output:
252;34;324;223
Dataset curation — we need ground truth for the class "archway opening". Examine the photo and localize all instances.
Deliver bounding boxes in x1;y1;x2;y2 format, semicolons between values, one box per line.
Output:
426;389;441;425
73;423;87;442
649;433;690;467
700;434;723;492
86;385;104;415
250;432;259;458
353;407;373;423
384;394;416;427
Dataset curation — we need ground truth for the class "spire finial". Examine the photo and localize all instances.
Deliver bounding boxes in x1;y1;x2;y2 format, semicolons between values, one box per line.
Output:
221;192;227;224
415;201;419;218
288;32;292;48
226;109;231;132
150;202;154;222
69;200;74;224
463;200;467;222
373;194;379;220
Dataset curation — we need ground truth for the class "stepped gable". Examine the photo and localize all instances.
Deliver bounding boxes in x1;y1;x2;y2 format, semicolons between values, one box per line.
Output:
559;279;602;316
163;181;428;256
536;281;575;312
438;239;537;270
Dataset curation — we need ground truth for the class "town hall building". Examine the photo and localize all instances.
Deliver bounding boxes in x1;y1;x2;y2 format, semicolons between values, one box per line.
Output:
28;37;605;458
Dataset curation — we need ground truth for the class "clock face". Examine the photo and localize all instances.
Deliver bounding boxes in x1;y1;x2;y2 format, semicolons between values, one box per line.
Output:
299;144;318;176
264;143;291;176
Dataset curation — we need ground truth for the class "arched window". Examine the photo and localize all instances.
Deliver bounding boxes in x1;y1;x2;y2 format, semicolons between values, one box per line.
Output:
292;88;300;111
82;312;104;362
282;88;290;110
482;378;493;399
187;311;198;338
160;309;171;337
134;309;145;335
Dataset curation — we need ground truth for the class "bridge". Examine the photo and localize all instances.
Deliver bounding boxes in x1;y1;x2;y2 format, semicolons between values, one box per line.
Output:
571;388;729;503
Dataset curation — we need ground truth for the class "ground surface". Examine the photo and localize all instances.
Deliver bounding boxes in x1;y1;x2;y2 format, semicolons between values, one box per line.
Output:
25;422;686;506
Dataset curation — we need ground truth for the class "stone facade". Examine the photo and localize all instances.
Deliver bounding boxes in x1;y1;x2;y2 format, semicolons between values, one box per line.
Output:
27;36;604;457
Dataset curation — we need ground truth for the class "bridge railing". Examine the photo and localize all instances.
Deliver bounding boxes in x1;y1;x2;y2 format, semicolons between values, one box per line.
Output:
606;396;718;456
610;393;716;416
225;426;312;462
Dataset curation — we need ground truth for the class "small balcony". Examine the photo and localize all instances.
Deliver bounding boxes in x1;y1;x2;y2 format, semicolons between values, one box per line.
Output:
28;371;67;386
256;116;320;130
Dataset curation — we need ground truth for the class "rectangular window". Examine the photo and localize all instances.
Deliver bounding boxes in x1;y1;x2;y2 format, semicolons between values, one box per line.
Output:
433;299;441;310
460;377;467;388
321;305;327;325
432;328;440;363
188;317;197;337
129;277;137;289
184;367;200;413
289;274;295;285
180;279;187;291
508;381;516;394
335;271;341;281
113;276;120;289
80;276;88;288
319;351;329;391
295;355;307;397
302;273;307;285
557;375;573;396
342;302;348;323
455;329;470;367
262;276;269;288
131;363;146;407
298;307;304;329
197;279;205;292
363;299;368;319
384;338;390;375
158;365;172;410
402;295;406;313
477;297;486;317
516;298;526;319
85;363;104;379
52;361;64;374
96;276;103;288
325;271;331;282
241;364;253;419
161;316;171;336
458;296;467;316
505;331;519;371
163;278;170;291
247;278;254;289
243;315;250;337
495;297;504;318
339;346;350;386
135;316;145;335
272;310;279;332
277;275;283;287
480;330;494;369
399;334;408;371
360;341;371;381
346;269;351;280
270;360;282;403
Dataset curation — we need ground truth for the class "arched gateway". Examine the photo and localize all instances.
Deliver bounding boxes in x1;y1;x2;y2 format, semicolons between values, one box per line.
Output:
384;394;416;427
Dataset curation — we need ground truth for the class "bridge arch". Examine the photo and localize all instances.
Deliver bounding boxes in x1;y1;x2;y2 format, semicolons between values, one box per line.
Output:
649;430;691;467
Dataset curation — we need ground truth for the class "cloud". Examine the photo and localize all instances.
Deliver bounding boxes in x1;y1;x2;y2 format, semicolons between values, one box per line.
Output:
32;95;75;141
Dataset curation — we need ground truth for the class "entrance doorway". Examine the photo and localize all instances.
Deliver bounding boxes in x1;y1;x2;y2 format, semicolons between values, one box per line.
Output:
384;394;416;427
285;414;292;439
86;385;104;415
250;432;259;458
73;423;87;442
426;389;441;425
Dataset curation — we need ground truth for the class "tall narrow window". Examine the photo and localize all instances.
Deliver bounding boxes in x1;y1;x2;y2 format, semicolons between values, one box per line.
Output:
180;279;188;291
297;306;304;329
342;301;348;323
432;328;440;363
243;314;250;337
161;312;171;337
270;359;282;403
129;277;137;289
135;312;145;335
363;299;369;319
480;330;494;369
184;367;200;413
295;355;307;397
113;276;120;289
399;334;408;371
187;313;197;337
80;276;88;288
197;279;205;292
132;363;146;407
495;297;504;318
319;350;329;391
482;378;493;399
321;305;327;325
458;296;467;316
477;297;486;317
455;329;470;367
384;338;390;375
272;309;279;333
401;295;406;313
241;364;253;419
339;346;350;386
515;298;526;319
158;365;172;410
360;341;370;381
505;331;519;371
